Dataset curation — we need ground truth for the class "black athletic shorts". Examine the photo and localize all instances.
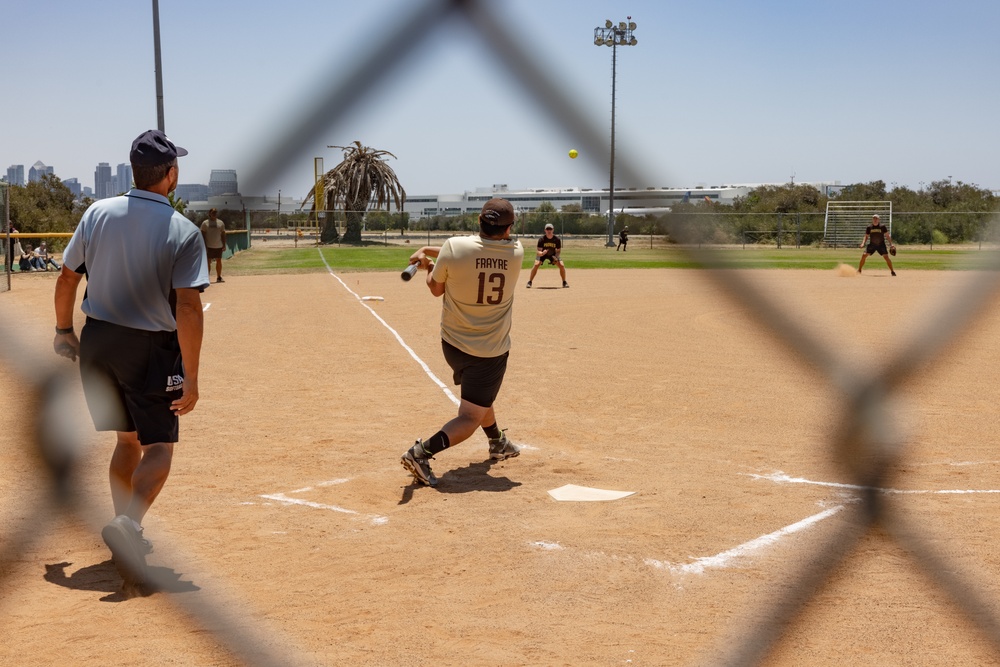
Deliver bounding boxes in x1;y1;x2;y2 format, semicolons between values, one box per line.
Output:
441;340;509;408
79;317;183;444
865;242;888;256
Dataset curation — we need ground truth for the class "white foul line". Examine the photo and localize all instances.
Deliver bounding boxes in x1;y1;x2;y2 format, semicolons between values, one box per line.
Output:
749;470;1000;495
645;505;845;575
318;250;459;406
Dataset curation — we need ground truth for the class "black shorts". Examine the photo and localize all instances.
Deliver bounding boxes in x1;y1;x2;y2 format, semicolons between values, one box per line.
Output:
206;246;224;260
441;340;509;408
79;317;183;444
865;243;888;256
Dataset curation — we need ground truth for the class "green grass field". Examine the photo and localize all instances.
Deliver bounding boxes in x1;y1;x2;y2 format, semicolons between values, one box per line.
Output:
226;243;1000;275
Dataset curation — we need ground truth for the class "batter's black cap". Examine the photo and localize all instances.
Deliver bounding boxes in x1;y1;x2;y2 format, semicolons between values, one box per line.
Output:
480;198;515;227
130;130;188;167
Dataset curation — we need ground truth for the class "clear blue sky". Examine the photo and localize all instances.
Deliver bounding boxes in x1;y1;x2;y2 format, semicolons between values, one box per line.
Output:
3;0;998;200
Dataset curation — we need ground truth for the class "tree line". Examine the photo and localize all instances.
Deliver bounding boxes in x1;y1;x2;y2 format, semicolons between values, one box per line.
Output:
5;176;997;249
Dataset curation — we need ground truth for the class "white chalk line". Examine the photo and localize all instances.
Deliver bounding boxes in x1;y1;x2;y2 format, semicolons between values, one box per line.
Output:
528;505;845;576
260;483;389;526
749;470;1000;495
645;506;845;575
318;249;458;406
203;302;211;312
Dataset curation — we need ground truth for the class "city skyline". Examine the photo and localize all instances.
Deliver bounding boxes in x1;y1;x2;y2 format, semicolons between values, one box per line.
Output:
2;0;998;201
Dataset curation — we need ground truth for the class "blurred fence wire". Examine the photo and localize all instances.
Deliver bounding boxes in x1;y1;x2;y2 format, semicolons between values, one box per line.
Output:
4;0;1000;664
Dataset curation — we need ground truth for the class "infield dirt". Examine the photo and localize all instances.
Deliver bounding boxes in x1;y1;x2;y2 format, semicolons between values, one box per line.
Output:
3;265;1000;666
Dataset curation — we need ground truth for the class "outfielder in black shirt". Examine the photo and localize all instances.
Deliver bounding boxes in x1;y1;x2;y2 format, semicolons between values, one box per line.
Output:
858;214;896;276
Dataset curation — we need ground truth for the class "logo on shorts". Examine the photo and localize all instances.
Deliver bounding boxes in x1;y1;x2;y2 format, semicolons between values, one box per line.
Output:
166;374;184;392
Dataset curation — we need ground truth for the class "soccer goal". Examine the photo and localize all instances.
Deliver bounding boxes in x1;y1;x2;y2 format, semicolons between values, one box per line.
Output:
823;201;892;248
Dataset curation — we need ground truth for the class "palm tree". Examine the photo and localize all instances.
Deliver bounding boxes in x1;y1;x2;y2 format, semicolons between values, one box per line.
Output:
301;141;406;244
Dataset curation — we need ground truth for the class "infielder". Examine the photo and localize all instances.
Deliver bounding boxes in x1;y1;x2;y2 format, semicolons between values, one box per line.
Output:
858;214;896;276
401;198;524;487
525;223;569;288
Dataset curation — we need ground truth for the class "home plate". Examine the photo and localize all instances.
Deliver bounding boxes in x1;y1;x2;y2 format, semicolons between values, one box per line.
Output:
547;484;636;501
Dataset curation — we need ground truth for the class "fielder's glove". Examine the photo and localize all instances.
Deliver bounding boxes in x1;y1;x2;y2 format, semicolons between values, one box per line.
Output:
889;246;896;256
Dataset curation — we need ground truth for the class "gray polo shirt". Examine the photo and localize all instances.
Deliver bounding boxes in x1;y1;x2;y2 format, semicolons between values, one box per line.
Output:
63;189;210;332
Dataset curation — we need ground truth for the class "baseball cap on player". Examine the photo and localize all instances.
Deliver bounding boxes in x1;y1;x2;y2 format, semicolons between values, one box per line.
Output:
130;130;188;167
480;198;515;227
872;214;880;220
544;223;554;230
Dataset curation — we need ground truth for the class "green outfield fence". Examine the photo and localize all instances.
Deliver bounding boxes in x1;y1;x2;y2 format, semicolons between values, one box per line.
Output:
4;1;1000;665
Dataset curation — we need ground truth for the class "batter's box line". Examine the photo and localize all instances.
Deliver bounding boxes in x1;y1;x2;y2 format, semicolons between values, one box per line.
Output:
258;479;388;525
748;470;1000;495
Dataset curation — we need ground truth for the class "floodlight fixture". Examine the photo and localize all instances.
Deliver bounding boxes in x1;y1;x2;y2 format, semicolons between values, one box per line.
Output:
592;16;638;247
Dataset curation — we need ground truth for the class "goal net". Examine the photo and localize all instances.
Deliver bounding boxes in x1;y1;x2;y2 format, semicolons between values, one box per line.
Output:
824;201;892;248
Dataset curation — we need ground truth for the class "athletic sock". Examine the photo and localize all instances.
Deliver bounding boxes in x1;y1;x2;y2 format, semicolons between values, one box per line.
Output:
483;423;502;440
422;431;451;456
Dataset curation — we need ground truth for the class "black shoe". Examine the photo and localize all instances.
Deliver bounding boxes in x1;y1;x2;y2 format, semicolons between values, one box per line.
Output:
401;440;438;486
891;271;896;276
562;281;569;288
525;281;532;288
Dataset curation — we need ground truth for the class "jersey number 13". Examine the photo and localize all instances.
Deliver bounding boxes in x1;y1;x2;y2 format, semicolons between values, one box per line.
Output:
476;272;505;304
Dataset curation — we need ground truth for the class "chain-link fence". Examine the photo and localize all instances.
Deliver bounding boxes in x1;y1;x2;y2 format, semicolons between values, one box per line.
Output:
4;0;1000;664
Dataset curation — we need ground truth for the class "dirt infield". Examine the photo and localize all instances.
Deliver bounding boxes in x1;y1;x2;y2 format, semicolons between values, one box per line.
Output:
3;263;1000;666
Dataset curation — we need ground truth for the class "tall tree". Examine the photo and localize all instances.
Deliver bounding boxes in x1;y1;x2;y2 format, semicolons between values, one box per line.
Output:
302;141;406;244
8;175;78;236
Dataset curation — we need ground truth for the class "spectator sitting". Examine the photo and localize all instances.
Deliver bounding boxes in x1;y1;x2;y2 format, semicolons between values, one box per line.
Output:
24;243;46;271
16;241;36;272
35;242;61;271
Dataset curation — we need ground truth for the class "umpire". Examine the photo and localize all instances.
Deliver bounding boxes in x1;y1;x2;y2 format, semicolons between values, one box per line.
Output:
53;129;209;587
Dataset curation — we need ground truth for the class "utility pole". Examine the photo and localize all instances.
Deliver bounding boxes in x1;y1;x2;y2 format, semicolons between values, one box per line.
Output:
152;0;165;131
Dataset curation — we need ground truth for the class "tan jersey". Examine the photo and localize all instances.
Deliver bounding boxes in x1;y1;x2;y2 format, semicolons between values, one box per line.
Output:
431;234;524;358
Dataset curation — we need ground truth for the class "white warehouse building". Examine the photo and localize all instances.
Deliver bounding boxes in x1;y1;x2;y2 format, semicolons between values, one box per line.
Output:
401;182;843;220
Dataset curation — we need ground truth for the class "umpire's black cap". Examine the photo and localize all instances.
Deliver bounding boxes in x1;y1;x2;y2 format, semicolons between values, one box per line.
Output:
480;198;515;227
130;130;188;167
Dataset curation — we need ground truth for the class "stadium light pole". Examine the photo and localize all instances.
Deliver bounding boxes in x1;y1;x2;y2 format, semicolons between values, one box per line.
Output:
594;17;637;247
152;0;165;131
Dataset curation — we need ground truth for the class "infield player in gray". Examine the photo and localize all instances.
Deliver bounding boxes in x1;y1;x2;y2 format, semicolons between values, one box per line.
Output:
53;130;209;588
401;198;524;486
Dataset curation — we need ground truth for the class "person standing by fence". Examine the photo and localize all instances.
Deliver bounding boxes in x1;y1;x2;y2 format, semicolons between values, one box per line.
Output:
200;208;227;283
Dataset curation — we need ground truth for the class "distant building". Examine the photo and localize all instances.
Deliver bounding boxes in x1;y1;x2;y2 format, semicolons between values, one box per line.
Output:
94;162;113;199
186;194;302;215
6;165;25;186
83;186;94;198
114;163;133;195
401;182;844;220
28;161;54;183
63;178;82;197
209;169;238;196
175;183;210;203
